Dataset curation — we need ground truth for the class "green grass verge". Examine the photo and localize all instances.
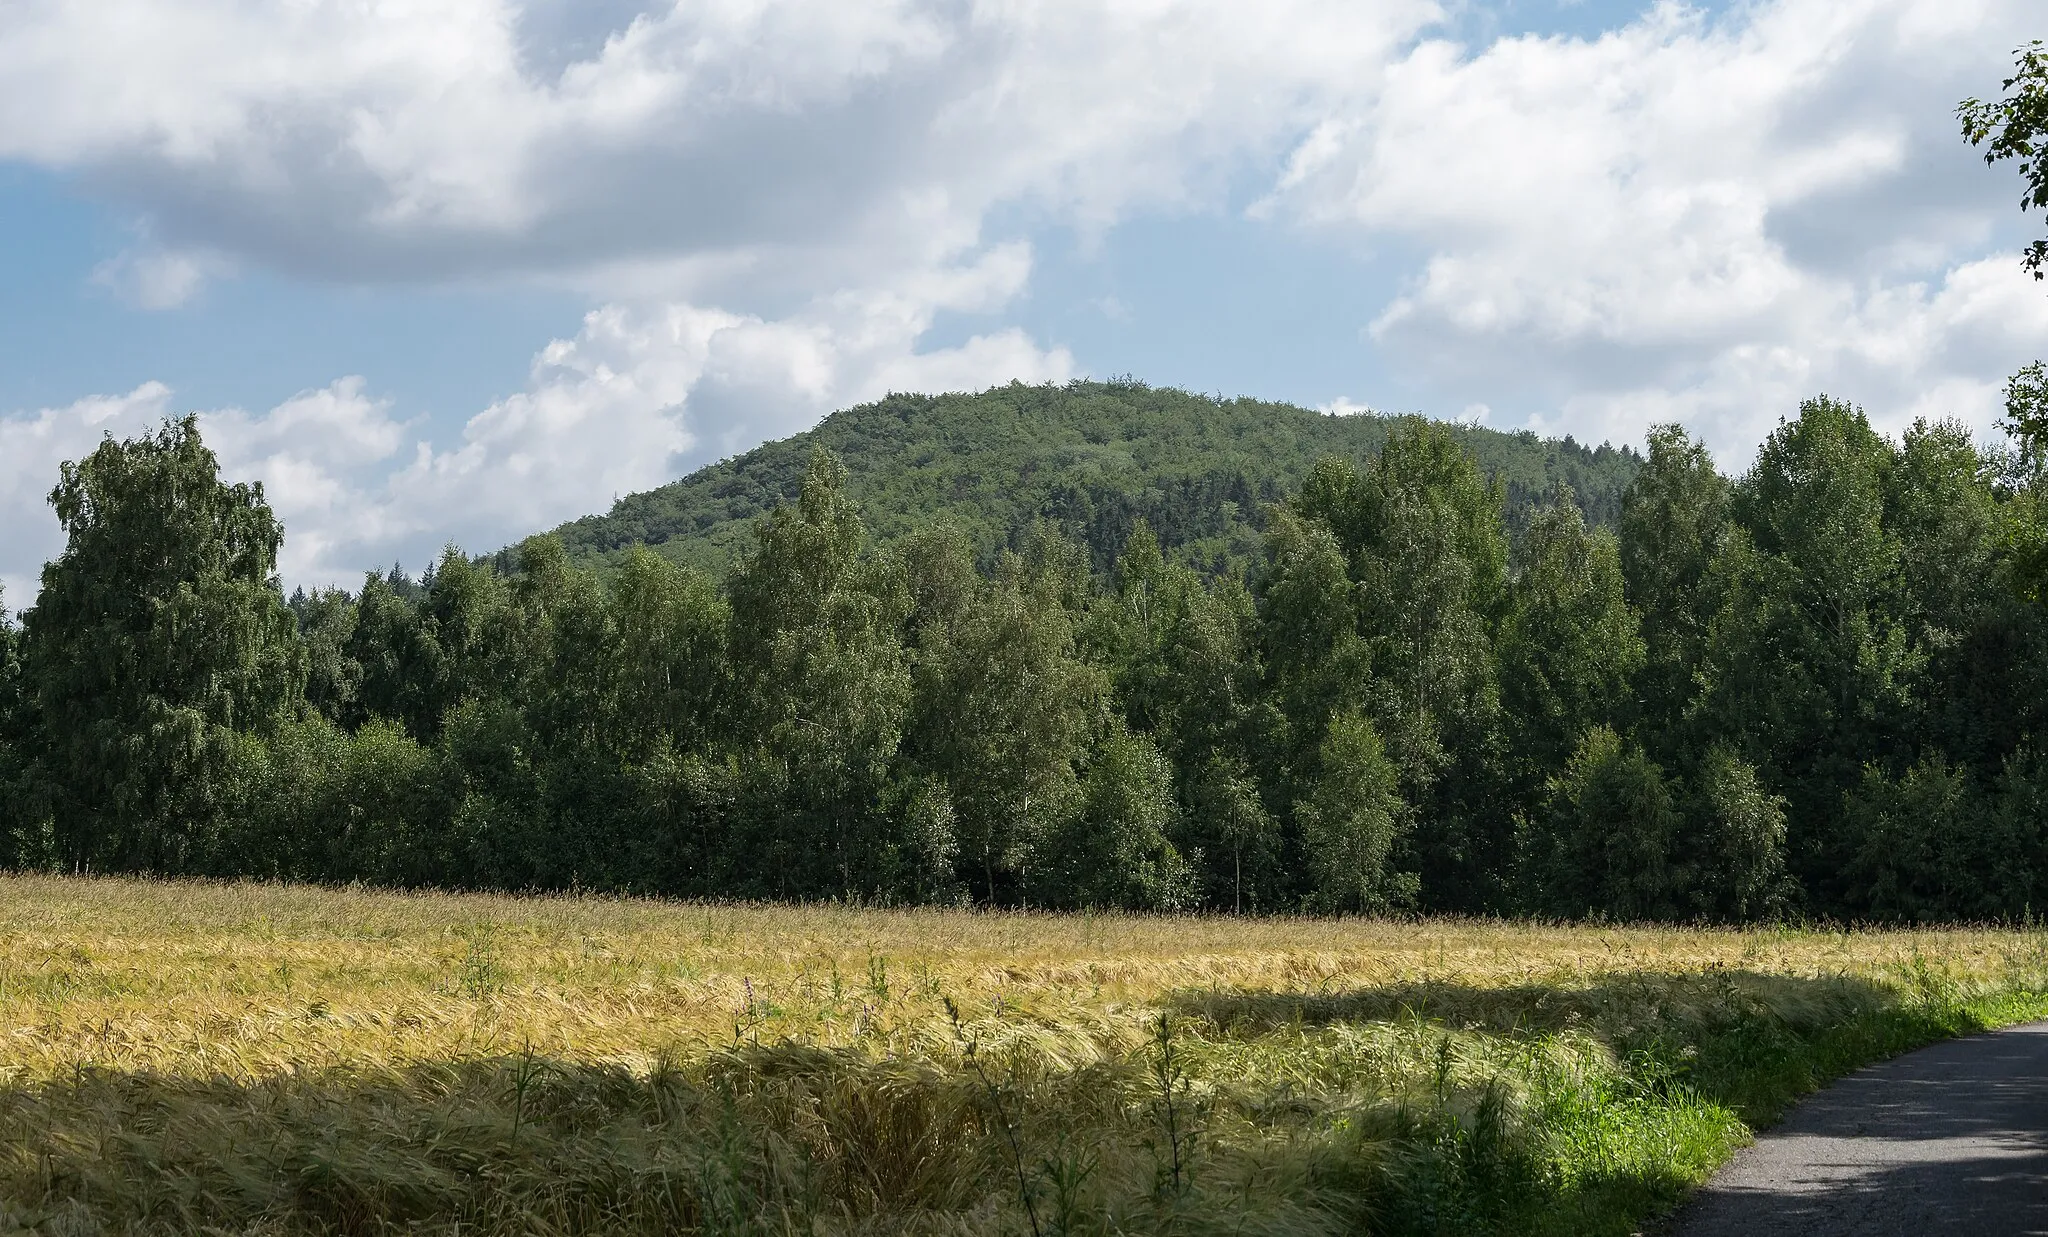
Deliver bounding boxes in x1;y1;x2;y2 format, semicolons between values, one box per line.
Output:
1398;971;2048;1236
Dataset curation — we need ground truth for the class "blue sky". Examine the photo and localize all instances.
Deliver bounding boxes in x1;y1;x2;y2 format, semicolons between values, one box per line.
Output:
1;0;2042;596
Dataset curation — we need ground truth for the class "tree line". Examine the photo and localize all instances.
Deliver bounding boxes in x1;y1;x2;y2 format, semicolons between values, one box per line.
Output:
6;392;2048;922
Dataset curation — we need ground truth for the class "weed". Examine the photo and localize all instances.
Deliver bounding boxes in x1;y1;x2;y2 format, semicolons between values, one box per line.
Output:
1149;1013;1190;1201
508;1038;543;1148
946;994;1043;1237
457;920;501;999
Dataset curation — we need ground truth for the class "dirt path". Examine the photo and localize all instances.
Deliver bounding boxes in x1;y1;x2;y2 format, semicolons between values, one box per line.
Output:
1666;1021;2048;1236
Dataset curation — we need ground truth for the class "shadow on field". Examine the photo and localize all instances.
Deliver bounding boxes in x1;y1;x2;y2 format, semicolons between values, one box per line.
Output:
1163;967;1980;1116
1166;968;1906;1045
0;1033;1398;1237
0;1043;1021;1236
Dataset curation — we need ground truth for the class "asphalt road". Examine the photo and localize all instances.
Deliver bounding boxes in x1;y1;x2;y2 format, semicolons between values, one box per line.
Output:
1666;1021;2048;1236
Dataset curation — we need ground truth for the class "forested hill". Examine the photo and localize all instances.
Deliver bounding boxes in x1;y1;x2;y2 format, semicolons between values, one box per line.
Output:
545;379;1642;576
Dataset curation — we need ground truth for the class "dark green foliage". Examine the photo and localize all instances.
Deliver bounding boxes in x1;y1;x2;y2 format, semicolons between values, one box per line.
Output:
215;716;453;885
605;547;728;758
18;415;303;873
1252;505;1368;757
1227;425;1518;914
1681;745;1789;921
1996;364;2048;607
1185;756;1280;914
1698;397;1913;898
1838;748;2048;923
1519;728;1678;921
905;529;1104;904
1294;711;1410;913
1045;724;1195;910
1840;754;1980;922
721;450;912;898
1315;423;1510;909
1886;420;2029;772
546;381;1641;579
0;592;25;868
1499;489;1643;798
344;567;444;738
15;382;2048;923
290;587;361;726
1618;425;1729;754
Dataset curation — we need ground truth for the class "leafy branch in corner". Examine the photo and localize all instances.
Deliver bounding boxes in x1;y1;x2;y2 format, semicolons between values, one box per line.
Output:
1961;40;2048;280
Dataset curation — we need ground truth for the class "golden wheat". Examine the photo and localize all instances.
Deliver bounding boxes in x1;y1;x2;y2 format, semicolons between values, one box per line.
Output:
2;874;2044;1235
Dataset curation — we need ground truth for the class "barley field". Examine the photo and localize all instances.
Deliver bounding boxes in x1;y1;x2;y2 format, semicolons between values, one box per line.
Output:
2;877;2046;1235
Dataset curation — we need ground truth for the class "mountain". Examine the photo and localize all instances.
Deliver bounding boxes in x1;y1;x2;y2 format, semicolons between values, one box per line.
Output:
542;379;1643;577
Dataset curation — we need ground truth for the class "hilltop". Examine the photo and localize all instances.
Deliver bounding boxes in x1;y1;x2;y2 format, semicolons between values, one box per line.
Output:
542;379;1641;575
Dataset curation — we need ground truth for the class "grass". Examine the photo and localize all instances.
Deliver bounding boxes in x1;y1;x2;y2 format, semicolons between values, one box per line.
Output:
1;877;2047;1234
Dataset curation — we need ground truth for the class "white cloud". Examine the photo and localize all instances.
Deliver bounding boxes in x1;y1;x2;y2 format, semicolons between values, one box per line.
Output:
384;279;1072;562
91;247;226;309
0;379;414;595
200;378;416;583
1318;396;1376;416
0;0;1437;293
1262;0;2048;459
0;0;1425;594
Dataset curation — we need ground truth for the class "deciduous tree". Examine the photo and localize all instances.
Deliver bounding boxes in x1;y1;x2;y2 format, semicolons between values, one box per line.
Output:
20;415;303;872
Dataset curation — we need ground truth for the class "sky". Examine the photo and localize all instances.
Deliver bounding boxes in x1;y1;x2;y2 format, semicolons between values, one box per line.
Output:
2;0;2046;602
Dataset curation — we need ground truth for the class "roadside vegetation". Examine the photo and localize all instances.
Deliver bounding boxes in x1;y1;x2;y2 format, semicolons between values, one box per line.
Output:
4;876;2048;1235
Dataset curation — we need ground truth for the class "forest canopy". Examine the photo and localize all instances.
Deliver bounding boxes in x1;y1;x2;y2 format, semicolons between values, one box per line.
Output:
3;383;2046;923
542;380;1640;579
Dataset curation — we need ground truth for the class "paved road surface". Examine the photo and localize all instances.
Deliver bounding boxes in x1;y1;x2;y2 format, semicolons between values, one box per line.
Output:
1667;1021;2048;1236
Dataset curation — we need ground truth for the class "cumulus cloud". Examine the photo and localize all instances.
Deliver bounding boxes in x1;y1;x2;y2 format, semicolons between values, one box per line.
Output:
0;0;1436;291
1264;0;2048;458
0;379;413;599
0;382;176;607
1318;396;1377;416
